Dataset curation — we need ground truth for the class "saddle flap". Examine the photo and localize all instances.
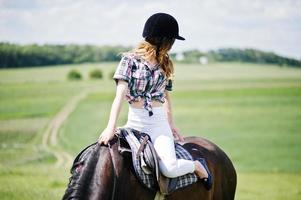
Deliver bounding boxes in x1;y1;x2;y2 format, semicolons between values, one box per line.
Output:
144;140;160;181
117;136;132;155
114;127;198;195
116;127;159;190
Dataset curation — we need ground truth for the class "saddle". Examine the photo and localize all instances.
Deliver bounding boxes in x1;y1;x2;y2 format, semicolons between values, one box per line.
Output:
114;127;198;195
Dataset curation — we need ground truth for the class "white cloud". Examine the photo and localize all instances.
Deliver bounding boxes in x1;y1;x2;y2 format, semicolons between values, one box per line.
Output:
0;0;300;59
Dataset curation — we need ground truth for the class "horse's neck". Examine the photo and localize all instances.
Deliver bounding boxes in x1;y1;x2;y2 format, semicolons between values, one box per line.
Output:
109;142;156;199
89;146;116;199
97;145;135;199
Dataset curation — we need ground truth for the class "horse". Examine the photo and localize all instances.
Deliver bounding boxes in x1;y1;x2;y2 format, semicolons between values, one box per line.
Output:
62;135;237;200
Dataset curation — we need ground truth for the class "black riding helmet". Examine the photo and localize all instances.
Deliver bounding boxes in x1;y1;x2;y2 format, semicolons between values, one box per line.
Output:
142;12;185;40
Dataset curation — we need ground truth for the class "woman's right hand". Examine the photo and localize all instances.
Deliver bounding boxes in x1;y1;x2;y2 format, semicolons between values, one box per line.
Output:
98;127;116;145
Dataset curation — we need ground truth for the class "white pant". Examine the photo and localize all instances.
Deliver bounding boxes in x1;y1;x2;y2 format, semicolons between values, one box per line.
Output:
123;105;195;178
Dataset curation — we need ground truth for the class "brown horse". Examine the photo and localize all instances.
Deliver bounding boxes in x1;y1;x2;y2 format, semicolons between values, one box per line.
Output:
62;136;237;200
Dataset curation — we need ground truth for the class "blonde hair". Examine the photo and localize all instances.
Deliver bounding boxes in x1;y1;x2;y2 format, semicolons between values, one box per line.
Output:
119;37;175;79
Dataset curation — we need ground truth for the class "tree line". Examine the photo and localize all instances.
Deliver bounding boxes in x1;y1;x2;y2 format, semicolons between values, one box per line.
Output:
207;48;301;67
0;42;300;68
0;43;131;68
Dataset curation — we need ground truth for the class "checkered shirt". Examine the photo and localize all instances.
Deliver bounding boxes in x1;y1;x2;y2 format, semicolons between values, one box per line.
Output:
113;53;173;116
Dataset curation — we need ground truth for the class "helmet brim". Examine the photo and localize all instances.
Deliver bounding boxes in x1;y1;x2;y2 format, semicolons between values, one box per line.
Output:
175;35;185;40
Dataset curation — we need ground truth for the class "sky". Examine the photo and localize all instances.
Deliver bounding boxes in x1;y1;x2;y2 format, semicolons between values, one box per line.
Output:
0;0;300;59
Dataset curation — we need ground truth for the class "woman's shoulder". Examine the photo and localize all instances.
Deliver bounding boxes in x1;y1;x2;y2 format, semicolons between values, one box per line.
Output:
116;53;136;69
120;52;148;68
120;52;139;60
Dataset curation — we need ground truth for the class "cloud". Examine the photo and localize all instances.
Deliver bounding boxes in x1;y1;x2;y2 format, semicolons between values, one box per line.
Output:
0;0;300;59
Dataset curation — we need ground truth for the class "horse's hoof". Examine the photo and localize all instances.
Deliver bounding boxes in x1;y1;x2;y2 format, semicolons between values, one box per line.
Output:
196;158;213;190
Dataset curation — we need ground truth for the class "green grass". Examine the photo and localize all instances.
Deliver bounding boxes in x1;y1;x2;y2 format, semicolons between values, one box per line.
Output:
0;165;68;200
172;87;301;172
237;172;301;200
1;61;301;199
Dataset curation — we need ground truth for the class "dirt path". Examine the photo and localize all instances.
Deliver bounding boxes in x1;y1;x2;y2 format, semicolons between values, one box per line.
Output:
42;87;99;168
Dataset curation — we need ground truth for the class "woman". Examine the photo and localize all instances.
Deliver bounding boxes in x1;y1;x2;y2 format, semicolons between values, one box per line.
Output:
98;12;212;190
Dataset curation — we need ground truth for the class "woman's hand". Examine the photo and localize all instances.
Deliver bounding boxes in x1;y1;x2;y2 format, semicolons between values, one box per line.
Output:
170;122;185;142
98;127;116;145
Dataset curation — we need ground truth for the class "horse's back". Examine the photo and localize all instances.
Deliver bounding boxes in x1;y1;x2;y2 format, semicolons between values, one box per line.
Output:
62;136;237;200
179;136;237;200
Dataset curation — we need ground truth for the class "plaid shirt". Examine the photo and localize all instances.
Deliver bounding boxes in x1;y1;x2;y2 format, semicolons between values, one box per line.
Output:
113;53;173;116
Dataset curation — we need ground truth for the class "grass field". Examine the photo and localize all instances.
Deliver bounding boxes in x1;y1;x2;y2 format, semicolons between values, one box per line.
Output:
0;61;301;199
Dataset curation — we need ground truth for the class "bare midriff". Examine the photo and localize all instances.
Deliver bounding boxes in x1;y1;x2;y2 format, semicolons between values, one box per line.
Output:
130;97;163;109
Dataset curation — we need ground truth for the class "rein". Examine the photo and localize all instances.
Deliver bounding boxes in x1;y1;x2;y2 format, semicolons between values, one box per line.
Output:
108;142;118;200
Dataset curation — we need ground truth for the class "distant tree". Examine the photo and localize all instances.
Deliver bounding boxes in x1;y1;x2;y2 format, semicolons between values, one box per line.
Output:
182;49;206;63
0;42;131;68
207;48;301;67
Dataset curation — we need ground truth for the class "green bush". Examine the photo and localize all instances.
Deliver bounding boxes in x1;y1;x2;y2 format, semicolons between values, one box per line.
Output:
89;69;103;79
67;69;82;80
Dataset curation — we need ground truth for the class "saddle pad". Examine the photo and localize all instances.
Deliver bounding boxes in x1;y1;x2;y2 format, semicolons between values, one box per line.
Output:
118;127;157;190
173;143;198;191
117;127;198;193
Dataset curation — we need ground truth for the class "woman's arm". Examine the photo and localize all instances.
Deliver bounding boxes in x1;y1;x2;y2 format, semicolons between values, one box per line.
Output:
164;90;174;125
98;80;128;145
164;90;184;142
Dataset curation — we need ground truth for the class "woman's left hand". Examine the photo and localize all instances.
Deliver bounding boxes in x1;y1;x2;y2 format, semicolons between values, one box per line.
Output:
170;122;185;142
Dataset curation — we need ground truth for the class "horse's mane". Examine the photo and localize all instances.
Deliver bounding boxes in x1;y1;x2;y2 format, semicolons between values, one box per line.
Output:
62;143;109;200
